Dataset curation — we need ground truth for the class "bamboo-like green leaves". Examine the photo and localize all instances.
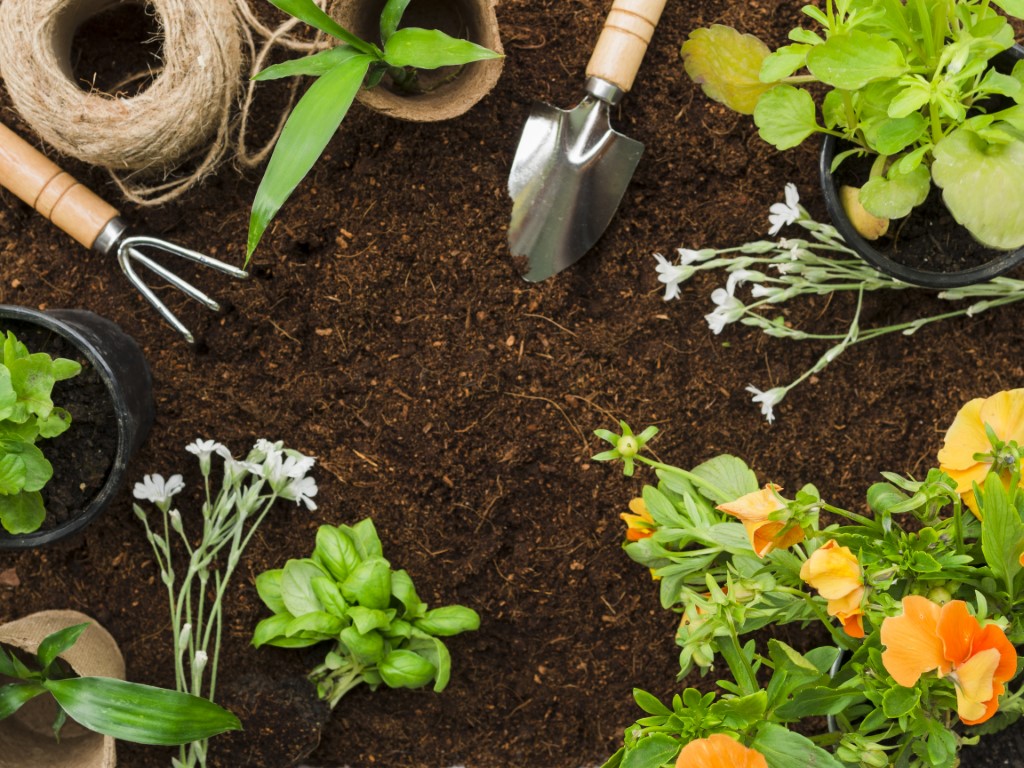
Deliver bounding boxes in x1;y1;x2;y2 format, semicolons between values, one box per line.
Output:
0;624;240;748
247;54;373;258
44;677;241;746
246;4;501;260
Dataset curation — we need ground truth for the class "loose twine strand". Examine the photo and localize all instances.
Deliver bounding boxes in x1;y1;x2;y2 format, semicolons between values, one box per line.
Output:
0;0;329;206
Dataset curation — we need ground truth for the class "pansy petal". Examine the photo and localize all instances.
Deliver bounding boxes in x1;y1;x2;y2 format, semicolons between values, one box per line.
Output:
840;612;865;638
676;734;768;768
972;624;1018;684
938;397;989;471
717;484;784;525
954;647;1001;723
959;684;1002;726
936;600;980;668
881;596;948;686
978;389;1024;445
943;465;990;499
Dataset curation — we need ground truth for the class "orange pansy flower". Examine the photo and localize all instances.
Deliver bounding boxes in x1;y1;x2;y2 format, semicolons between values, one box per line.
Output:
881;596;1017;725
938;389;1024;516
717;484;804;558
799;540;866;638
621;497;655;541
675;734;768;768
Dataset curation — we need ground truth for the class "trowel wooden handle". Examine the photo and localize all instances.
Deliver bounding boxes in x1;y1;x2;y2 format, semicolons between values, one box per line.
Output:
0;122;119;250
586;0;668;93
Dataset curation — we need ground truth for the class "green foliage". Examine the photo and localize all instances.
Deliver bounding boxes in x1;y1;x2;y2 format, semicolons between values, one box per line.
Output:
252;518;480;706
681;0;1024;248
247;0;503;259
598;416;1024;768
0;623;239;746
0;330;81;534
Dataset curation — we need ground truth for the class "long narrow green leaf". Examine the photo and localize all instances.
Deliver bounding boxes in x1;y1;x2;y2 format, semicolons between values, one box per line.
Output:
247;54;373;260
267;0;375;54
254;45;366;82
383;29;501;69
37;623;89;675
380;0;413;42
0;682;45;719
44;677;241;746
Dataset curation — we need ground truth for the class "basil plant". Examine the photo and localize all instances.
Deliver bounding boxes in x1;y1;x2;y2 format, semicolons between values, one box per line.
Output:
682;0;1024;249
253;518;480;707
0;623;240;746
247;0;502;258
0;330;81;535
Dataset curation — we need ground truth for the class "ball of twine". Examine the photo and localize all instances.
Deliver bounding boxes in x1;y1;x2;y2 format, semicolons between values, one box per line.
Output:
0;0;243;204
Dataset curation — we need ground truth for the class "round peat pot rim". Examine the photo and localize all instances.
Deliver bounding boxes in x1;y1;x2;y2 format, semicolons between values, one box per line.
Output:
819;134;1024;290
0;305;152;549
330;0;504;122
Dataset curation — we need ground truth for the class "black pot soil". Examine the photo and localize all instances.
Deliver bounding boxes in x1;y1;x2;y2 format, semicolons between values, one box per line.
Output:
819;46;1024;290
0;307;154;548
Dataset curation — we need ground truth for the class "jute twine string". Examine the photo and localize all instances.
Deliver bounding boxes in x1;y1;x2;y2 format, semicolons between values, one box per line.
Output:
0;0;326;206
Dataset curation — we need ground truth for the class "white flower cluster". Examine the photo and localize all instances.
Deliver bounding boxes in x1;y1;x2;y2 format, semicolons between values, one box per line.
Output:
650;184;1024;422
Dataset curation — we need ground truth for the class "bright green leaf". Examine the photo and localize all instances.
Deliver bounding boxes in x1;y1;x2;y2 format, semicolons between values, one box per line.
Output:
413;605;480;636
37;623;89;674
267;0;376;53
247;54;373;259
859;164;930;218
341;558;392;610
620;733;680;768
254;45;365;81
380;0;412;41
882;684;920;718
690;455;758;505
254;569;287;614
281;559;329;616
45;677;241;746
806;31;909;89
339;626;385;664
932;126;1024;249
378;649;436;689
753;85;819;150
752;722;845;768
760;44;811;82
0;683;45;719
0;491;45;534
383;28;500;69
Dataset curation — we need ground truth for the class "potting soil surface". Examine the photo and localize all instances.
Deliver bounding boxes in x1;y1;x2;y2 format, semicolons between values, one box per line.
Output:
1;1;1023;767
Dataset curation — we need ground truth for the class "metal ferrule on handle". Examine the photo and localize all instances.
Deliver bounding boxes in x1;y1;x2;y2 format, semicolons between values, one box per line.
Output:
586;0;668;94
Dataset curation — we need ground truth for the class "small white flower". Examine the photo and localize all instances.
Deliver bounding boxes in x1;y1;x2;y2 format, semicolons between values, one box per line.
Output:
676;248;706;266
746;385;787;424
280;475;318;510
185;439;226;459
133;474;185;506
178;623;193;648
751;284;781;299
168;508;184;534
654;253;695;301
768;183;802;235
704;292;745;334
725;269;764;296
193;650;208;674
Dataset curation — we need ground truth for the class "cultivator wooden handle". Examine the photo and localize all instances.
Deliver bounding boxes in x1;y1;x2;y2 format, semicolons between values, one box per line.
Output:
0;121;119;250
586;0;669;93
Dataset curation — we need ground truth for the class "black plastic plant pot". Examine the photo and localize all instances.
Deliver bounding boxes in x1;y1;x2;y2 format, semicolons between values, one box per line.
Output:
0;306;154;549
819;46;1024;290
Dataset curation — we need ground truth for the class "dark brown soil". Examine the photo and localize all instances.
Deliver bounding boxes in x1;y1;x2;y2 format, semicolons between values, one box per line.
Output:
0;0;1023;767
0;320;116;534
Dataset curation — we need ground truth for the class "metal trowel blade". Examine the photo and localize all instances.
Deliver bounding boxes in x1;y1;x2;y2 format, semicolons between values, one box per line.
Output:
507;95;643;282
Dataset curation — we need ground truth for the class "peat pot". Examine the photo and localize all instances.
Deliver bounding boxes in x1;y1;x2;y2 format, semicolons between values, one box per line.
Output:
329;0;503;121
0;306;153;549
820;46;1024;290
0;610;124;768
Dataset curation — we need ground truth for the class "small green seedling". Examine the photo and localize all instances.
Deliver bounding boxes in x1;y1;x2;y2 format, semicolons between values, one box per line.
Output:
247;0;503;259
253;518;480;707
0;330;81;534
0;623;241;746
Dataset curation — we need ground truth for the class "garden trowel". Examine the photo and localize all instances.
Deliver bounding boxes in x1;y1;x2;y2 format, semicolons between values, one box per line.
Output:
508;0;668;282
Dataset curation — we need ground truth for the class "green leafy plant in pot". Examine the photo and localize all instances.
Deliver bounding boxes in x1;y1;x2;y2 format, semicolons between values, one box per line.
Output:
681;0;1024;288
247;0;503;258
